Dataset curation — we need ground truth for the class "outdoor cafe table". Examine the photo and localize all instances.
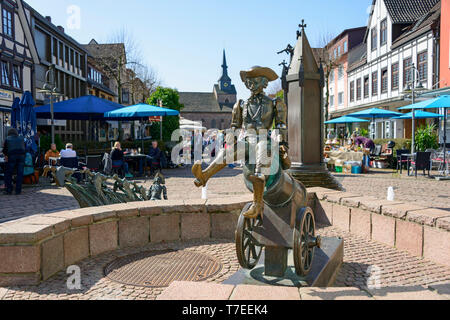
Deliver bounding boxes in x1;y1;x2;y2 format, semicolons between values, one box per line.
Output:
124;154;148;176
325;150;364;166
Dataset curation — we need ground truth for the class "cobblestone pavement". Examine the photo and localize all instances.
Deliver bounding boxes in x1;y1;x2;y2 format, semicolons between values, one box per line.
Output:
1;166;449;224
0;166;249;223
0;240;240;301
335;169;450;211
1;225;449;300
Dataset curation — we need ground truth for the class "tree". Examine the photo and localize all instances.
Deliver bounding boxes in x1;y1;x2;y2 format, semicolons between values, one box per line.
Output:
147;87;184;141
93;28;160;105
314;31;339;123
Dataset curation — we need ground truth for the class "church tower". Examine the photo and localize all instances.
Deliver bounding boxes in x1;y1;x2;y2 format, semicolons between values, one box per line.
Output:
214;50;237;110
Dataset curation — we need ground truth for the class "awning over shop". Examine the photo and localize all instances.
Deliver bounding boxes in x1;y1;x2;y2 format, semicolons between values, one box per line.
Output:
34;95;124;120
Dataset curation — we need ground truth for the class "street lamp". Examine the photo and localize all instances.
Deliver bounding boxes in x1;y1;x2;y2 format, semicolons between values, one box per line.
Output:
403;63;427;154
37;64;62;145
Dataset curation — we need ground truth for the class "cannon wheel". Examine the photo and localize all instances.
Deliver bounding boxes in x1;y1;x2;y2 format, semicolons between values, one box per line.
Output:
293;207;316;276
236;204;264;270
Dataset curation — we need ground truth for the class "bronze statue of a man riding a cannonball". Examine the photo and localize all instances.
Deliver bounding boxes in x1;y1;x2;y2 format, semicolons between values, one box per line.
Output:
192;66;291;220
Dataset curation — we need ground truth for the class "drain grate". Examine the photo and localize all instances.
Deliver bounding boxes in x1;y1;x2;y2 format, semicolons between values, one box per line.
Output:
104;250;223;288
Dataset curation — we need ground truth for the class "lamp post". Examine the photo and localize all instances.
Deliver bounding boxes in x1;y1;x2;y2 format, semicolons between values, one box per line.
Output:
403;63;426;154
37;64;61;145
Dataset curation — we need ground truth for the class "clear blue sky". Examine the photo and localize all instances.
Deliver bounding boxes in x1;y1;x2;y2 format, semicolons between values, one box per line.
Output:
25;0;372;99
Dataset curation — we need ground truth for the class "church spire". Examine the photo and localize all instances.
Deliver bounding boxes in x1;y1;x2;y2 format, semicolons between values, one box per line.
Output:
219;49;231;83
222;50;229;77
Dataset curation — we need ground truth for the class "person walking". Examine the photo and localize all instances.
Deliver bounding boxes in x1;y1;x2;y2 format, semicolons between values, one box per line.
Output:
2;128;26;195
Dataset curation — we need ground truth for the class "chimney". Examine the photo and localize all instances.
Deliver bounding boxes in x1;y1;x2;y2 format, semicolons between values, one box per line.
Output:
45;16;52;23
57;26;65;33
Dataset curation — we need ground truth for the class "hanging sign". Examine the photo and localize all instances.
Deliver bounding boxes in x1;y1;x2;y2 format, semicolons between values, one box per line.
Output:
149;116;162;122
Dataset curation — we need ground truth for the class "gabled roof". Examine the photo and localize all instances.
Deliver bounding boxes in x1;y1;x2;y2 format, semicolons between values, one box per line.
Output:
82;41;126;60
348;43;367;72
384;0;440;24
391;0;440;49
179;92;231;113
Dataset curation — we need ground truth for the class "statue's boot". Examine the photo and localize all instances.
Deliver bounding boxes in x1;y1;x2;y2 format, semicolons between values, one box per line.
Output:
192;160;227;188
243;175;265;219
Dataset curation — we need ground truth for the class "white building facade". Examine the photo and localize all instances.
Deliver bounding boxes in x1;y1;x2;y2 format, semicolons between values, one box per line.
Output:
0;0;39;143
344;0;440;139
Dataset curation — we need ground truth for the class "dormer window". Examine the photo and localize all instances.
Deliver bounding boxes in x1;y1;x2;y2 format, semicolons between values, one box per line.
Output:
380;19;387;46
371;27;377;51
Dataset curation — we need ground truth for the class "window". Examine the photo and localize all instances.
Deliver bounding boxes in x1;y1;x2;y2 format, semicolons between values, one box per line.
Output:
338;46;341;57
1;61;10;86
372;71;378;96
330;69;335;82
344;41;348;53
418;51;427;81
392;62;399;90
356;78;362;100
350;81;355;102
2;7;13;38
338;92;344;105
122;89;130;104
403;57;412;86
330;95;334;107
371;27;377;51
12;65;20;88
380;19;387;46
338;65;344;80
333;48;337;59
364;76;369;98
381;68;388;93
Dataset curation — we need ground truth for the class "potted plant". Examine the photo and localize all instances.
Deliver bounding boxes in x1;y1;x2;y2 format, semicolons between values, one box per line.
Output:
415;124;439;152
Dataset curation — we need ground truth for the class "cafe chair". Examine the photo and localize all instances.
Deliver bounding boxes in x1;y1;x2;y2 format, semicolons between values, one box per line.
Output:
396;149;411;173
85;156;102;172
60;157;83;183
409;152;432;178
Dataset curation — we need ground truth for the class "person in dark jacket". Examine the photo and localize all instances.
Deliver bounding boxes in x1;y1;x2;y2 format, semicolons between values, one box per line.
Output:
2;128;26;195
111;142;133;178
147;141;163;175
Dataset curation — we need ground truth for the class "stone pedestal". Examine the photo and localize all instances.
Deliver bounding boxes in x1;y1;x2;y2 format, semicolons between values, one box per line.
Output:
224;237;344;288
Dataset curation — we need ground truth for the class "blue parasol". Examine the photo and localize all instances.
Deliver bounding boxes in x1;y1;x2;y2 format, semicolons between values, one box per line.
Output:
10;97;21;134
393;110;444;120
19;91;38;154
325;116;370;124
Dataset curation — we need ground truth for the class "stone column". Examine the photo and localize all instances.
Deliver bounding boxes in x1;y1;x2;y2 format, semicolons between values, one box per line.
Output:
286;27;341;190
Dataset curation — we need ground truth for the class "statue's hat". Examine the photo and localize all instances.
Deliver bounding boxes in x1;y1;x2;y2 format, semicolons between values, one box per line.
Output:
240;66;279;82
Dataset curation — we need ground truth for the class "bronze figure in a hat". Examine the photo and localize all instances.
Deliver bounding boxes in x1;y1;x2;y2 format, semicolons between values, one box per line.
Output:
192;66;290;219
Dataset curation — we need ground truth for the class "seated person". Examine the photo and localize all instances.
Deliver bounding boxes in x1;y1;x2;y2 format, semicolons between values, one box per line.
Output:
352;136;375;152
147;141;163;173
111;142;133;178
45;144;60;166
60;143;77;159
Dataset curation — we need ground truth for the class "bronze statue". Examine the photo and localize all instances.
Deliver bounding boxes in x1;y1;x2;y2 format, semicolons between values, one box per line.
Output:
149;174;168;201
47;167;167;208
192;66;290;220
192;66;321;278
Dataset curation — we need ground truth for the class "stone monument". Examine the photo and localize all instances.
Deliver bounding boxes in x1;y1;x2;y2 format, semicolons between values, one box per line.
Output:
284;21;341;190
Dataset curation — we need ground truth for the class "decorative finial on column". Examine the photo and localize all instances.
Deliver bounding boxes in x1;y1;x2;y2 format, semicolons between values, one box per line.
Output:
297;19;307;39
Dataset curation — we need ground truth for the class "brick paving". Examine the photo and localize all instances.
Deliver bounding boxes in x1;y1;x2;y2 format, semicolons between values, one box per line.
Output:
335;169;450;211
1;166;449;300
0;166;249;224
1;225;449;300
1;166;449;224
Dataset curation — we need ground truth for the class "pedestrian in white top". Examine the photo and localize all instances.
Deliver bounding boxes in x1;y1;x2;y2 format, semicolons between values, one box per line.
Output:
60;143;77;158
